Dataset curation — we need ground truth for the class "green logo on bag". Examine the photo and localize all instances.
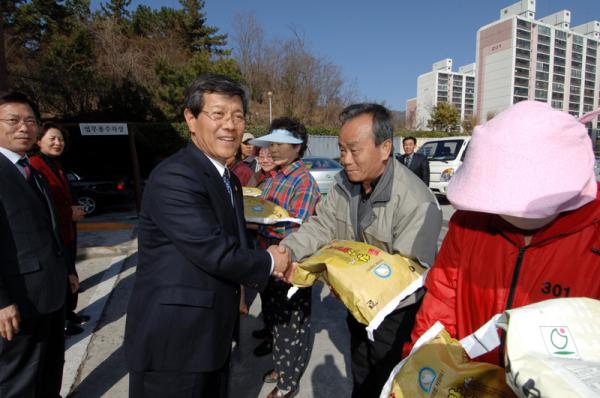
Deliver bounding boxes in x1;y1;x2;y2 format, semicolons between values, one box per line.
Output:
540;326;579;358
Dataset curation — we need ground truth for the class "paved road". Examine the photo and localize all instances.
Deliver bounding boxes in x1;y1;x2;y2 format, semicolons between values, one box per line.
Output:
62;200;455;397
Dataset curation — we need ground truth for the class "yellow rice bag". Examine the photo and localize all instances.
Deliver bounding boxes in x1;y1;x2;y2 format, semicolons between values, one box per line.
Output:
243;196;302;225
380;322;515;398
242;186;262;197
290;240;427;339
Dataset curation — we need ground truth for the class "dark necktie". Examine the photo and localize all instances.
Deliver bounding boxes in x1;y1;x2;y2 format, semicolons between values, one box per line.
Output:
223;168;233;206
405;155;412;167
17;157;31;180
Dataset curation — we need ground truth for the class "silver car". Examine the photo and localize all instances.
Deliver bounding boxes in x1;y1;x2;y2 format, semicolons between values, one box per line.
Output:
302;157;343;194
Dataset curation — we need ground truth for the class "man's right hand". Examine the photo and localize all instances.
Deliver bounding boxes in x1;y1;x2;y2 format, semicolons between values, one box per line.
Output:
0;304;20;341
267;245;291;279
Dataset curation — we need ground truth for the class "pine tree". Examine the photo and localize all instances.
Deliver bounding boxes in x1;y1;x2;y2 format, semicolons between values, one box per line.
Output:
179;0;228;54
101;0;132;22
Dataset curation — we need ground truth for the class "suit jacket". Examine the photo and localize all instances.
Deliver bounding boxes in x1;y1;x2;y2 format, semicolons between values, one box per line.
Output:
397;152;430;186
29;155;76;244
124;142;272;373
0;153;67;315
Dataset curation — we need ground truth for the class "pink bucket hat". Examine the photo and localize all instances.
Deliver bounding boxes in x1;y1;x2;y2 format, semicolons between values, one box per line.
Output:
447;100;598;218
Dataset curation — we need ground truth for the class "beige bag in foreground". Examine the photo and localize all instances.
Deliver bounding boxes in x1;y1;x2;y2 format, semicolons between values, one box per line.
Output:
380;322;515;398
243;196;302;225
289;240;427;340
502;298;600;398
458;297;600;398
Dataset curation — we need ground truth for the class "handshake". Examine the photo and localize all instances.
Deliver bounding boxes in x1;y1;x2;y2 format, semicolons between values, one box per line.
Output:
266;244;297;283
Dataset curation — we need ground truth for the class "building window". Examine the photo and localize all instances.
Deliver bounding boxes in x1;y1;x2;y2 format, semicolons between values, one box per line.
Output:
514;87;529;96
516;58;530;68
535;90;548;99
537;34;550;45
551;100;563;109
516;39;531;50
553;65;566;75
515;77;529;87
514;96;528;103
517;19;532;29
536;71;549;81
538;25;551;36
516;67;529;78
518;30;532;40
555;39;567;50
555;30;567;39
537;43;551;54
516;48;530;59
536;62;549;72
537;53;550;63
573;35;584;45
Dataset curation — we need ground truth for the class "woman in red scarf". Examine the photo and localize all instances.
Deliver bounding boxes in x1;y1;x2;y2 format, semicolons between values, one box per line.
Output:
29;123;87;335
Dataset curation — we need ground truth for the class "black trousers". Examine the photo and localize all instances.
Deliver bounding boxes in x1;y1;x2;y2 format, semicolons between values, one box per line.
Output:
129;363;229;398
65;241;78;315
346;301;421;398
0;307;65;398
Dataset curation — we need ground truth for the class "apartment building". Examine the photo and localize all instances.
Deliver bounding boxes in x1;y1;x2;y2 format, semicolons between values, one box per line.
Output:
476;0;600;128
411;58;476;130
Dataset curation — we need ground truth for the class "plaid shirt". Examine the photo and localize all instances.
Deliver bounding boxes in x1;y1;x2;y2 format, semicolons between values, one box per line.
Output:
258;159;320;241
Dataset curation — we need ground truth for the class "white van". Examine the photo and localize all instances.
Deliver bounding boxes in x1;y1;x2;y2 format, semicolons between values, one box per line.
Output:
417;136;471;196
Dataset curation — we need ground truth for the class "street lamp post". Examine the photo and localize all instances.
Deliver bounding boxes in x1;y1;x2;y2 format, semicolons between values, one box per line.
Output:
267;91;273;124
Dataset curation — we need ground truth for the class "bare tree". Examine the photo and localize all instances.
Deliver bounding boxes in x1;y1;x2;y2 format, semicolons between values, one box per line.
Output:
232;12;351;127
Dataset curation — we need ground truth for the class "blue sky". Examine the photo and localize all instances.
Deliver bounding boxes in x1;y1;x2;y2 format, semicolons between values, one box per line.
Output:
92;0;600;110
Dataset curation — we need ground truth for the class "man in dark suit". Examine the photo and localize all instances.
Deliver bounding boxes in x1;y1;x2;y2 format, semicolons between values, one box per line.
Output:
397;136;430;186
0;92;70;397
124;74;290;397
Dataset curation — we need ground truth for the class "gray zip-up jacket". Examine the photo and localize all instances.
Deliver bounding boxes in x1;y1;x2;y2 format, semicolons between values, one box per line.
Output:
282;158;442;266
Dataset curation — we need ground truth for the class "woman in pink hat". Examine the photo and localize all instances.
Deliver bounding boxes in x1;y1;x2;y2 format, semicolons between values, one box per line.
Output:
408;101;600;366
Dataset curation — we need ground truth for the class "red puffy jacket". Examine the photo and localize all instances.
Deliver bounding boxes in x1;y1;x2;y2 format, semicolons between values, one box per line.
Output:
409;186;600;365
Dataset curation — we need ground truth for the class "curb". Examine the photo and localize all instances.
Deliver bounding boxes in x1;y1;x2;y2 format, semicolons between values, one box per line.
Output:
61;237;138;397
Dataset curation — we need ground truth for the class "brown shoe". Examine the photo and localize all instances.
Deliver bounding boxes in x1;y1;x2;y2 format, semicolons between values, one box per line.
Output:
265;387;298;398
263;369;278;383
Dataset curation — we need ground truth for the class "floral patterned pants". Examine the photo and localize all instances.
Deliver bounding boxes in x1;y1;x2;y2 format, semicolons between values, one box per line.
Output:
263;278;313;391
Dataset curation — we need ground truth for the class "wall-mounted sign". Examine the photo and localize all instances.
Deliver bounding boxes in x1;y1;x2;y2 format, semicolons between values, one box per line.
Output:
79;123;128;136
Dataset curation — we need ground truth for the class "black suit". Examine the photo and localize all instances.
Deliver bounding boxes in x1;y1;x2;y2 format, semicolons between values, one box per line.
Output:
397;152;430;186
124;143;271;397
0;152;68;397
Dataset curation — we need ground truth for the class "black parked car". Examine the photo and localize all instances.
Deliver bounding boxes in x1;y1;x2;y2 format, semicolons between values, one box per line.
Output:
66;171;136;215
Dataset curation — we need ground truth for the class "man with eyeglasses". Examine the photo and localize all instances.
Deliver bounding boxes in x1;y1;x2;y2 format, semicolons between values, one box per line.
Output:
0;92;71;397
124;74;291;398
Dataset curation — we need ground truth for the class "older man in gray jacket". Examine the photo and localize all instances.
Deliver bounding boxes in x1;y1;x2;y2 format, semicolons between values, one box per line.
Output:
281;103;442;397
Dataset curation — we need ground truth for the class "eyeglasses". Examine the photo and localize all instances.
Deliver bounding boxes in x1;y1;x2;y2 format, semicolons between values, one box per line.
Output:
201;110;245;126
0;117;39;127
